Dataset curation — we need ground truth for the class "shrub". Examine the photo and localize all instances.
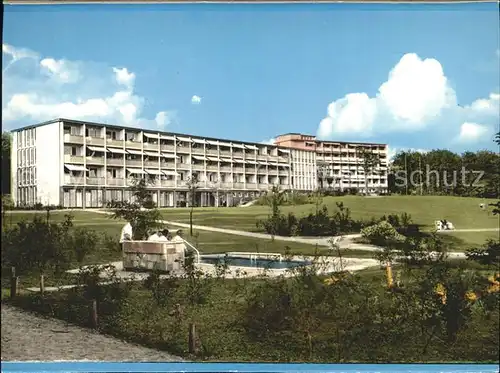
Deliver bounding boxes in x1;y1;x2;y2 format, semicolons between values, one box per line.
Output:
361;221;406;247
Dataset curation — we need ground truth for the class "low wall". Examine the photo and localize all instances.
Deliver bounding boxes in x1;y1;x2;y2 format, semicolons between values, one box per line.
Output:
122;240;186;273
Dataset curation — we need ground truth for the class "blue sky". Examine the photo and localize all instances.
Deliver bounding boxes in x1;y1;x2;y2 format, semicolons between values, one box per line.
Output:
2;3;499;156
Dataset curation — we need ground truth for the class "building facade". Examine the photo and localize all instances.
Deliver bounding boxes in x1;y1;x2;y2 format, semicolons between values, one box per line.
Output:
11;120;388;208
274;133;389;194
11;119;310;208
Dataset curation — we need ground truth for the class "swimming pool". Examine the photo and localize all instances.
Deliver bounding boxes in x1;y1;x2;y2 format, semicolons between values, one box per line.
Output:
200;254;312;269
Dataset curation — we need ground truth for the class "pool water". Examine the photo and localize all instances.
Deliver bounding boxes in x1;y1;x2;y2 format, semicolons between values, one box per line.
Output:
200;255;311;269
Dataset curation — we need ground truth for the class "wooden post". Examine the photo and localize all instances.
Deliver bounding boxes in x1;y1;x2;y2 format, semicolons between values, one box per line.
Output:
386;262;393;289
188;323;196;354
90;299;98;329
10;267;18;299
39;274;45;295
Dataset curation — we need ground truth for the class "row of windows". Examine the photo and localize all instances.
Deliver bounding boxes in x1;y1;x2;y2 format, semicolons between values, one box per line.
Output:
17;128;36;148
17;148;37;167
17;186;37;206
17;167;37;186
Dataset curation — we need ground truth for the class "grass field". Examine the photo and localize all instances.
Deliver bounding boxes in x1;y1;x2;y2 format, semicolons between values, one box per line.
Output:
158;196;499;231
2;211;376;260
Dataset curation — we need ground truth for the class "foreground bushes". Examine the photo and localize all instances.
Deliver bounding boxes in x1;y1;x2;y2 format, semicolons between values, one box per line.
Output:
7;259;499;362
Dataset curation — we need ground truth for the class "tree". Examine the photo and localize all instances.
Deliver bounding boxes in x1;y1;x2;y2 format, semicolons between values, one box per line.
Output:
107;178;162;240
356;147;380;195
186;173;200;236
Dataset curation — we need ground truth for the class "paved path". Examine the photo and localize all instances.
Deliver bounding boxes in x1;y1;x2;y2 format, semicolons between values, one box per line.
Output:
1;304;184;361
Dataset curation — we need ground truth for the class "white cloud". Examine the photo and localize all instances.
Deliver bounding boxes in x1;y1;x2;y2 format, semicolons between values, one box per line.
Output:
317;52;498;144
2;43;175;130
112;67;135;89
191;95;201;104
260;138;276;145
388;146;429;161
40;58;80;83
456;122;491;143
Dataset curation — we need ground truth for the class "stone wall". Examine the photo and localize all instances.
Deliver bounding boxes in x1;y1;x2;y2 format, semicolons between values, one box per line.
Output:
122;241;186;273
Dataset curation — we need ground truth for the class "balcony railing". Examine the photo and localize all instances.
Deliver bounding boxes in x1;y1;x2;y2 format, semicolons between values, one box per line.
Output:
64;176;85;185
206;165;218;171
63;134;84;144
64;155;84;163
220;182;232;188
161;180;176;187
86;156;105;165
206;149;218;155
86;137;105;146
191;147;205;155
177;163;190;170
246;183;257;189
126;160;142;167
175;146;190;154
258;184;269;190
144;161;159;168
87;177;105;186
161;162;176;169
257;155;268;161
220;166;232;172
160;144;176;152
107;178;125;186
192;164;205;171
107;158;124;166
125;140;142;149
220;150;231;157
268;169;278;175
106;138;123;147
233;182;244;189
144;142;159;150
233;167;244;173
279;170;289;176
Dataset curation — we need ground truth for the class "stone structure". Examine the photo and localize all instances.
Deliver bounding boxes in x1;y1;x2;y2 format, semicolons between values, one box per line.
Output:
122;240;186;272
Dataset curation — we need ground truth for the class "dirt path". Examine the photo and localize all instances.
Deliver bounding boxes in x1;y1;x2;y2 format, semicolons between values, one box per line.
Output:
1;304;183;361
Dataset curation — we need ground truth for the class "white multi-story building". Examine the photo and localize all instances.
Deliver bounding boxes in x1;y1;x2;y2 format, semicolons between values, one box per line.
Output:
275;133;389;194
11;118;318;208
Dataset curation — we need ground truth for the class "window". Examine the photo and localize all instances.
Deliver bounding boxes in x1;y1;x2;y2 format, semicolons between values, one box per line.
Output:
17;169;22;185
72;147;78;156
34;168;37;183
27;130;31;146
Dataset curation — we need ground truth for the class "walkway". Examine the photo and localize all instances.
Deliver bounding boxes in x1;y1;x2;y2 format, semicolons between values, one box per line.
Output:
1;305;183;361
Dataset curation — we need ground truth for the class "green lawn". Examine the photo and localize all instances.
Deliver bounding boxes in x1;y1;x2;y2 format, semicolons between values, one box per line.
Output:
3;210;376;259
158;196;499;232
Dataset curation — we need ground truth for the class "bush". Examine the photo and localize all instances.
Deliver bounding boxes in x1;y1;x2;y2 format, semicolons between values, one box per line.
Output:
361;221;406;247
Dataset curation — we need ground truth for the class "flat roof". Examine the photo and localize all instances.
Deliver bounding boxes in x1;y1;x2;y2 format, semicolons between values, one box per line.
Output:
11;118;291;150
274;132;386;147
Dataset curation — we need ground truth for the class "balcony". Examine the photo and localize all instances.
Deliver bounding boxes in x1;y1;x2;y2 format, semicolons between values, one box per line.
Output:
144;161;159;168
86;156;105;165
107;178;125;186
161;180;176;187
192;164;205;171
258;184;269;190
64;155;84;163
268;169;278;175
106;138;123;147
233;182;244;189
126;160;142;167
161;162;176;169
175;146;190;154
64;176;84;185
246;183;257;189
191;147;205;155
125;140;142;149
86;137;105;146
107;158;124;166
233;167;244;173
206;164;218;171
144;142;159;150
218;182;232;188
87;177;105;186
232;151;244;158
160;144;176;152
220;150;232;157
63;134;84;144
279;170;289;176
257;155;268;161
206;148;218;155
220;166;232;172
177;163;191;170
